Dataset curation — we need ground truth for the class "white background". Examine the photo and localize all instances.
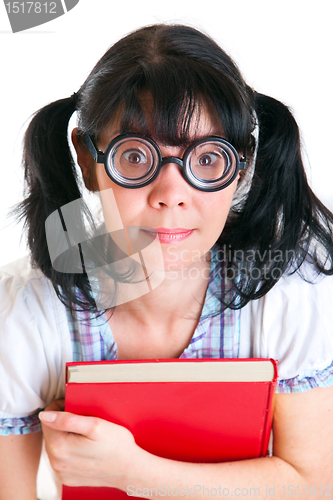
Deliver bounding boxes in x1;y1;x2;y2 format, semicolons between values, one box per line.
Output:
0;0;332;266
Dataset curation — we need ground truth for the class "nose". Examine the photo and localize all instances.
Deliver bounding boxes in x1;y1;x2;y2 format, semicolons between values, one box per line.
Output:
147;158;191;209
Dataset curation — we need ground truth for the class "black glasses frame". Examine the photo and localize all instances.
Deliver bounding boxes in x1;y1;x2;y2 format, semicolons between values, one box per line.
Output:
83;133;247;192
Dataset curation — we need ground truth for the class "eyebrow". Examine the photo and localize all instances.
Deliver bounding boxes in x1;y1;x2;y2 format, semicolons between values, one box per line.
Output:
99;119;225;150
103;131;225;146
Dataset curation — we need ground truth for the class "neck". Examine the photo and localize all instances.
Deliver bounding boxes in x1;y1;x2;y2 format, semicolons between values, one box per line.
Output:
111;256;211;328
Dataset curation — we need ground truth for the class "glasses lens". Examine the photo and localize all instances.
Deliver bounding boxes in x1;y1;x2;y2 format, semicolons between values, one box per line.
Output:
187;140;237;188
106;137;159;186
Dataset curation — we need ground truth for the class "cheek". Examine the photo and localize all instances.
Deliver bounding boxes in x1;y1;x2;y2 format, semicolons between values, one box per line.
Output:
114;195;143;226
201;187;236;228
95;167;142;223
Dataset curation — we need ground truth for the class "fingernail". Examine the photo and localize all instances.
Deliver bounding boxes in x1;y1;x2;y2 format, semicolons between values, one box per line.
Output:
39;411;57;423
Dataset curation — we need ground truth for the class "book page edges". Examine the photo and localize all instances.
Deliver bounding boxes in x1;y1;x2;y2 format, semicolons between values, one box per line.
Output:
67;360;275;383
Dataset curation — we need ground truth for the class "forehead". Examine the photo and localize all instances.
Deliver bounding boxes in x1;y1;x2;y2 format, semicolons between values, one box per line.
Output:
99;96;224;148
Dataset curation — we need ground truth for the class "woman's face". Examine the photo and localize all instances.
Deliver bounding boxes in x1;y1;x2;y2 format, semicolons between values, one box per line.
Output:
80;103;239;274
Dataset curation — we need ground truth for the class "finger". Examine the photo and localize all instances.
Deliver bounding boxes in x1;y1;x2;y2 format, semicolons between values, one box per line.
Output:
39;410;102;440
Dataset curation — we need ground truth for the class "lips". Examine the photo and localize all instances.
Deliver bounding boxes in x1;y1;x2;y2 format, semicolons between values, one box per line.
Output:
154;228;192;233
141;227;194;243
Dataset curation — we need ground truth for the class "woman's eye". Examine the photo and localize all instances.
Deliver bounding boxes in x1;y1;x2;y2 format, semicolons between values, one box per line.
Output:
198;153;217;166
123;150;147;164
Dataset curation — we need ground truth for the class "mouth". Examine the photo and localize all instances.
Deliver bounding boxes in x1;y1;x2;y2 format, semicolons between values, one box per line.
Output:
141;227;195;244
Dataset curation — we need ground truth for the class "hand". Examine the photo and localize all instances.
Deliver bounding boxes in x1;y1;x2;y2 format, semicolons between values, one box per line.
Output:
39;399;140;489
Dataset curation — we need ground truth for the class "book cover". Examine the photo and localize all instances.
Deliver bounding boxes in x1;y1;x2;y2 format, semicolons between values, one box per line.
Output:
63;358;278;499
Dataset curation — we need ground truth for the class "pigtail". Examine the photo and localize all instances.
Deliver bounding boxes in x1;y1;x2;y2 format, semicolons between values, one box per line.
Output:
14;96;97;312
221;93;333;306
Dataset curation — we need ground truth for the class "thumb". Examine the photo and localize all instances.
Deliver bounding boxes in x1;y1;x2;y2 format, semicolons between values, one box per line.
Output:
39;407;100;439
39;398;65;427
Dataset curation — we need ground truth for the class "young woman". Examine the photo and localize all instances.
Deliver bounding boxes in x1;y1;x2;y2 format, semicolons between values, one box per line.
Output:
0;24;333;499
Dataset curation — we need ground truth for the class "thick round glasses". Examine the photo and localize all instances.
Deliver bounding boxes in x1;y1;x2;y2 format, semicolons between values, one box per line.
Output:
83;133;247;192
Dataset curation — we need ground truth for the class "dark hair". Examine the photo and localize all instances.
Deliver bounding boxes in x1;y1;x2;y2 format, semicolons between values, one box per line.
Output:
15;23;333;313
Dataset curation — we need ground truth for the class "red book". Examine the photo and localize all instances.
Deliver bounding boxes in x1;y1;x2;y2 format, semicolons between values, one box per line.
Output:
63;358;278;499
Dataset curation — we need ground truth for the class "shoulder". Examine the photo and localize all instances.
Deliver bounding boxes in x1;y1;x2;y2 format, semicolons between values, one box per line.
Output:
0;256;64;329
1;255;49;295
257;261;333;344
240;261;333;391
251;260;333;331
0;256;71;418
